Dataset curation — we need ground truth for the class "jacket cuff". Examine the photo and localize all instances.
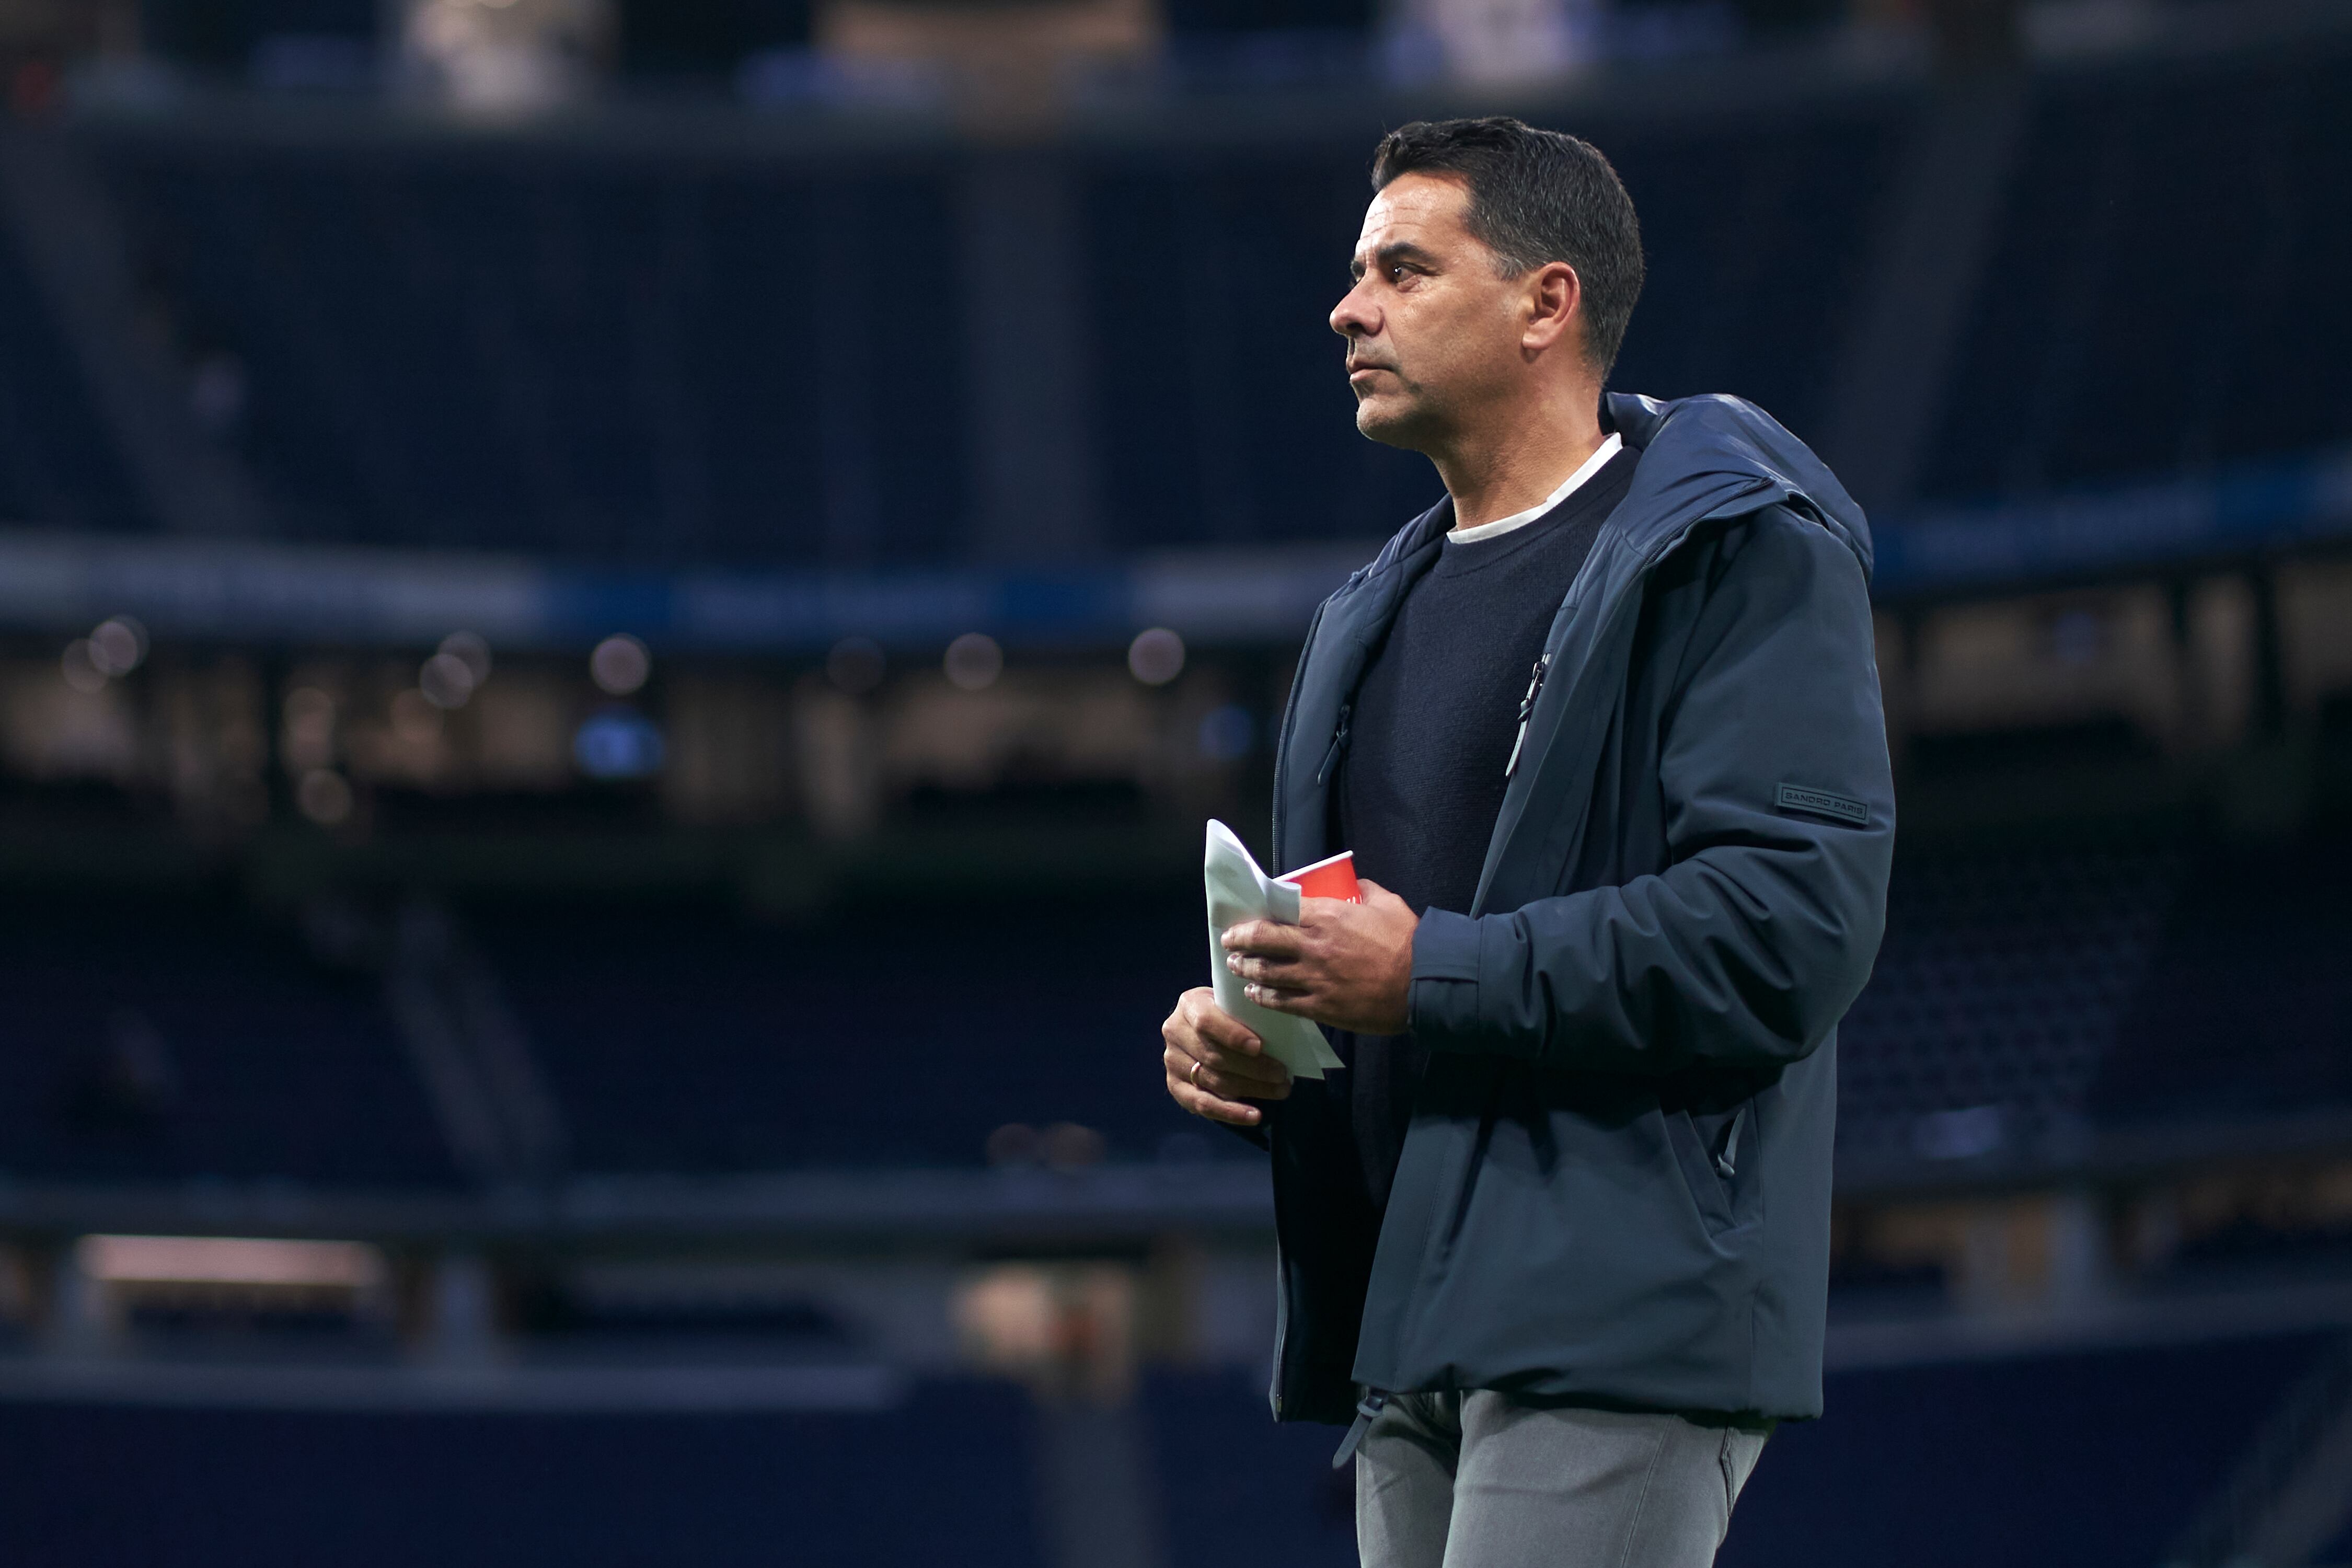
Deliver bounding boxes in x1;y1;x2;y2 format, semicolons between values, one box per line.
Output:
1409;909;1483;1047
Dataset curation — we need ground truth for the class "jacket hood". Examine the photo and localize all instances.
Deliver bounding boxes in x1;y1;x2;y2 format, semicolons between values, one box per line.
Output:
1354;393;1872;589
1605;391;1873;583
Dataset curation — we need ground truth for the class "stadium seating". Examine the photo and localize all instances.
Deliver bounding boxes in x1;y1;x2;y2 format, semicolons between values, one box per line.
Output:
2;822;2346;1189
488;827;2352;1175
1139;1335;2340;1568
9;28;2350;1568
471;891;1207;1171
1142;1366;1357;1568
1076;151;1438;554
0;893;455;1187
1838;832;2352;1167
0;1377;1043;1568
1720;1332;2336;1568
0;1336;2326;1567
1077;98;1905;551
1599;101;1907;449
96;94;1912;567
107;105;1907;565
0;221;147;534
45;36;2344;563
1920;41;2352;503
2093;835;2352;1125
1834;839;2185;1166
103;149;967;564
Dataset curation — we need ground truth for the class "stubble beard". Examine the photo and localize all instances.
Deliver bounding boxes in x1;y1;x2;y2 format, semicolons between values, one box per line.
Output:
1353;380;1443;453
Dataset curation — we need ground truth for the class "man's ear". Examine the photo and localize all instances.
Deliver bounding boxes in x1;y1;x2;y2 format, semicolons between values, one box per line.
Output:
1523;261;1583;354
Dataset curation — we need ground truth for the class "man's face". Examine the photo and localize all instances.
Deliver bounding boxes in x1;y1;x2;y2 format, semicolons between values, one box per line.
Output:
1330;172;1534;451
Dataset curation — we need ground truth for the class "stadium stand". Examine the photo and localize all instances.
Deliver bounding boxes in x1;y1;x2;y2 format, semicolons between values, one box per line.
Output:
1722;1335;2343;1568
0;1377;1043;1568
2170;1211;2352;1279
1078;97;1906;550
1142;1366;1356;1568
494;832;2352;1179
1136;1335;2347;1568
2094;835;2352;1126
53;37;2348;566
102;148;967;564
2;14;2349;1561
472;892;1206;1171
1837;829;2352;1167
87;93;1922;567
6;829;2346;1190
0;216;146;533
1598;100;1907;449
0;893;455;1187
1835;840;2185;1167
1078;152;1437;553
1719;1332;2340;1568
1920;40;2352;503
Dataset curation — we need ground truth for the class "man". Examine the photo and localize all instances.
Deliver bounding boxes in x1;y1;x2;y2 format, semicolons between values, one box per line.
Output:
1159;118;1893;1566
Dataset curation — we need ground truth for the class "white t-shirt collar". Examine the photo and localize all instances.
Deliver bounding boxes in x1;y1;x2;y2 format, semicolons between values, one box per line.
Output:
1446;432;1624;546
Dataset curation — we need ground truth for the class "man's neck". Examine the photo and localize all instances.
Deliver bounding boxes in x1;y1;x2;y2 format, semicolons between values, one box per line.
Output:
1432;391;1607;533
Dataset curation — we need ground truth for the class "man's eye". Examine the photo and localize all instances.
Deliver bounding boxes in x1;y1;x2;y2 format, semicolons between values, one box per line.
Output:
1389;265;1412;284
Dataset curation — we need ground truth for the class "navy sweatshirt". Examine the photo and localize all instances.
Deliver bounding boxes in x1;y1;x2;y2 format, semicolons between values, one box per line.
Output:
1333;443;1640;1213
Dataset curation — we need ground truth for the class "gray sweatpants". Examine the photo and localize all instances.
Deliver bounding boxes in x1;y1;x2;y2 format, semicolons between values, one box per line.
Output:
1355;1391;1768;1568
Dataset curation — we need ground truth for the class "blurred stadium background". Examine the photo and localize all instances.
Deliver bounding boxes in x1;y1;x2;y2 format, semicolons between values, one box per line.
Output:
0;0;2347;1563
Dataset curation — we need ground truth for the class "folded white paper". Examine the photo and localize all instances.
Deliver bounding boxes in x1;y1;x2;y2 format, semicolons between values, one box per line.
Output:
1204;820;1347;1080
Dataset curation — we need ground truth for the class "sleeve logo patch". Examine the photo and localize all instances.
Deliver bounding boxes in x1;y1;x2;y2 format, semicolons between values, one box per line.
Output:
1776;783;1870;825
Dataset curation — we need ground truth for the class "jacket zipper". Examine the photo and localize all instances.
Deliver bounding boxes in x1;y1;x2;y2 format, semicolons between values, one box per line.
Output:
1503;654;1551;779
1493;513;1712;804
1315;700;1354;787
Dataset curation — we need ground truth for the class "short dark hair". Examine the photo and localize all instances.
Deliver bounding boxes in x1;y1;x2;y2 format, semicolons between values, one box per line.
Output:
1370;117;1644;379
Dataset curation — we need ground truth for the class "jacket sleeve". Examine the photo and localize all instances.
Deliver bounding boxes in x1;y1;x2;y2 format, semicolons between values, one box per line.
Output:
1406;507;1894;1077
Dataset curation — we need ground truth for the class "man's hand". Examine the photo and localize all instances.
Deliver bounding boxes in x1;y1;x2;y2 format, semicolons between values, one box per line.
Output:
1221;880;1417;1035
1162;986;1292;1127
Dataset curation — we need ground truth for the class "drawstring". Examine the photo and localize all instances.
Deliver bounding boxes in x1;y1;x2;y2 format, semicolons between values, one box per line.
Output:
1332;1388;1390;1468
1716;1106;1747;1179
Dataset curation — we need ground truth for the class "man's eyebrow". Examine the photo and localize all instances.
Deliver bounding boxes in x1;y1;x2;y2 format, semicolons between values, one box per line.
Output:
1351;240;1438;281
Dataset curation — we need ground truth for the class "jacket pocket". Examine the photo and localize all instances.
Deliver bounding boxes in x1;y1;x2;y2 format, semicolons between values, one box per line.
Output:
1664;1105;1743;1237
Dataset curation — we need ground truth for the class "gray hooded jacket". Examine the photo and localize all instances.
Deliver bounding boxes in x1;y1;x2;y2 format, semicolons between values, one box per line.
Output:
1265;391;1894;1425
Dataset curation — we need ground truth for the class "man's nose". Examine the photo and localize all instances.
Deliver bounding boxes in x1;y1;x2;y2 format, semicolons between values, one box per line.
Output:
1331;281;1376;339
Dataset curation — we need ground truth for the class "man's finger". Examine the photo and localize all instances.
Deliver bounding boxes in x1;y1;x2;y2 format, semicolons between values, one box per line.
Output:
1221;920;1307;960
1192;1056;1292;1101
1246;981;1319;1015
1187;998;1267;1055
1172;1078;1263;1126
1166;1042;1289;1098
1195;1065;1290;1103
1225;949;1315;986
1202;1051;1293;1091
